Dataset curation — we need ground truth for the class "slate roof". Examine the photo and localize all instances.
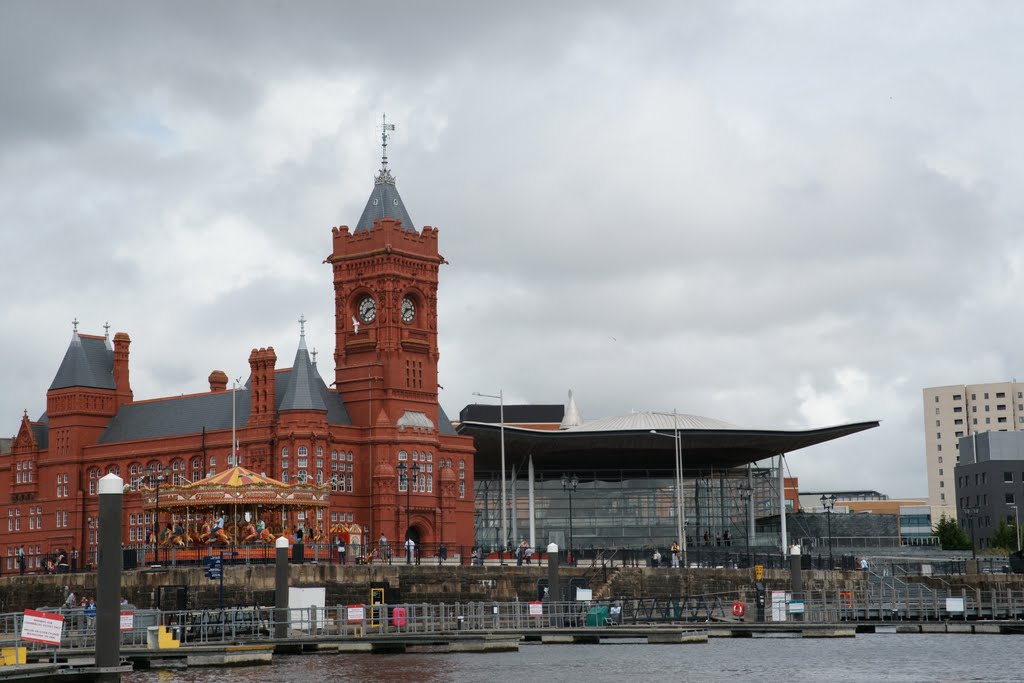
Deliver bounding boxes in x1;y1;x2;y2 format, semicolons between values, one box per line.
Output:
98;353;351;444
438;404;457;435
279;336;327;412
49;333;115;391
354;170;417;233
30;423;48;450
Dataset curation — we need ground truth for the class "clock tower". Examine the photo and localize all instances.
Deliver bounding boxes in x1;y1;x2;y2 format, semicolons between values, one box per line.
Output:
326;117;474;549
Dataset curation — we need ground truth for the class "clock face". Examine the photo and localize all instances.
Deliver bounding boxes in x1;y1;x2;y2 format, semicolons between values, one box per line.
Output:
358;296;377;323
401;297;416;324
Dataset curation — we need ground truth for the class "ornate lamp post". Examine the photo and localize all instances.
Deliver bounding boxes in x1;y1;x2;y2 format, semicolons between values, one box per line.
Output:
561;472;579;566
397;462;420;565
145;464;165;564
820;494;837;569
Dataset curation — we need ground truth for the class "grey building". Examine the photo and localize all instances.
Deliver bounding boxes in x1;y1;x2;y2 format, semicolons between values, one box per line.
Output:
955;431;1024;549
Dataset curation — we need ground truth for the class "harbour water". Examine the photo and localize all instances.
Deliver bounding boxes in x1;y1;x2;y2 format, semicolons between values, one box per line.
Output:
123;633;1016;682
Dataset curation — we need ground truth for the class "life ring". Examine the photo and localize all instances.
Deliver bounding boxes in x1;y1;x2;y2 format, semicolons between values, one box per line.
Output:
732;601;746;618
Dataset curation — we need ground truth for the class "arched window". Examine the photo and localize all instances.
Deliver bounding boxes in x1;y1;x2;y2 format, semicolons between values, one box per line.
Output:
317;446;323;457
171;459;185;485
298;446;308;456
107;464;120;476
88;467;100;495
281;447;289;458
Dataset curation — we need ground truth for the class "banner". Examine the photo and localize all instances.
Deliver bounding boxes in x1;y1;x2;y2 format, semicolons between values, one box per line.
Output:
21;609;64;646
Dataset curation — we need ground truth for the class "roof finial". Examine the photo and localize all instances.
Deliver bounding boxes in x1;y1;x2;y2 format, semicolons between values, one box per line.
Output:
311;347;318;365
298;313;307;338
103;322;110;339
72;317;79;333
376;113;396;185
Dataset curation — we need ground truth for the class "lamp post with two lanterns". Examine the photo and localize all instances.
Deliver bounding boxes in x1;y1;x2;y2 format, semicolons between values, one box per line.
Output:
561;472;579;566
820;493;837;569
144;464;166;564
397;461;421;565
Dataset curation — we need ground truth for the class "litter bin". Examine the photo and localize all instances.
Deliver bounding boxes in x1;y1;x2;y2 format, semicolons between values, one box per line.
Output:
457;616;464;631
584;605;609;627
146;626;160;650
292;542;305;564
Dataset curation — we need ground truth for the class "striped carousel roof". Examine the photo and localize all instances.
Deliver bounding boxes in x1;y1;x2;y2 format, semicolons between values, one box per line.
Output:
141;465;329;510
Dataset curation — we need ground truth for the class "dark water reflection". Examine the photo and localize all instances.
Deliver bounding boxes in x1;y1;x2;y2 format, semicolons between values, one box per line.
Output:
124;634;1017;683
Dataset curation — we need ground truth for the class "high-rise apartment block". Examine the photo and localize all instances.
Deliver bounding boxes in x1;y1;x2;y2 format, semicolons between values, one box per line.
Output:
923;383;1024;522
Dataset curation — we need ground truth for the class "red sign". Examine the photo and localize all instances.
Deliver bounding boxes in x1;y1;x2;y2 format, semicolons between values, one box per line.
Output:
529;601;543;617
347;605;365;623
120;612;134;631
21;609;64;646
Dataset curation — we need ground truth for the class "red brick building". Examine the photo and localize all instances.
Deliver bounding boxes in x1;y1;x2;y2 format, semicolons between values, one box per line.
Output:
4;143;475;571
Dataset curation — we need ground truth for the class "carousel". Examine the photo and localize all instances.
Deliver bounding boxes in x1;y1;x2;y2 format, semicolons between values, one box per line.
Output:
139;465;363;559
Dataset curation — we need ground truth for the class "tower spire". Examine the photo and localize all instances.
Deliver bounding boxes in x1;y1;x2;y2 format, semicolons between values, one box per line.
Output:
376;113;396;186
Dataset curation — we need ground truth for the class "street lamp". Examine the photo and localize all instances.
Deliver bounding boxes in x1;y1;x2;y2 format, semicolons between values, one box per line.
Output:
649;410;687;568
738;481;753;568
144;464;165;564
1010;504;1021;553
397;461;421;565
962;506;979;561
561;473;579;566
473;390;507;551
820;494;837;569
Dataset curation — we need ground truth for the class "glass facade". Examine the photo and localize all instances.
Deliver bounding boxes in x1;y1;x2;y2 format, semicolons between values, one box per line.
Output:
474;466;780;551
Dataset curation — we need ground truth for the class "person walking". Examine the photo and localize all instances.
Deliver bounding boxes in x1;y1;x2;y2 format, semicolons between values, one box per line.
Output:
17;546;26;575
337;538;347;565
438;542;448;565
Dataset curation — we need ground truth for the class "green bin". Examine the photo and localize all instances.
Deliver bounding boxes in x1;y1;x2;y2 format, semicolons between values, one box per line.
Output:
585;605;609;627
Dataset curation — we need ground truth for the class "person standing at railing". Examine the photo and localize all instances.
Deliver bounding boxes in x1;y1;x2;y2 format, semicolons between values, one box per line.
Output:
670;541;680;569
438;542;448;565
338;538;347;565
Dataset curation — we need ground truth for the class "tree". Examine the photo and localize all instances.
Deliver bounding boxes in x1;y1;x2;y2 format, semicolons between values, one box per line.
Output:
989;519;1019;553
933;514;972;551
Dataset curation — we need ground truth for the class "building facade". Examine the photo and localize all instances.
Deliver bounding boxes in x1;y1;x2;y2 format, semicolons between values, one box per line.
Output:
923;383;1024;523
955;430;1024;551
3;143;476;571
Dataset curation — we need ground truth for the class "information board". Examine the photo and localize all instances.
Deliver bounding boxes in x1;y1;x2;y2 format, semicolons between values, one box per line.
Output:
347;605;365;623
529;601;543;617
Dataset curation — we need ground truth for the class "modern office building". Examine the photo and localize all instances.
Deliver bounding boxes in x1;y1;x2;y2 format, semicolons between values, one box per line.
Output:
459;401;878;554
955;431;1024;551
923;383;1024;523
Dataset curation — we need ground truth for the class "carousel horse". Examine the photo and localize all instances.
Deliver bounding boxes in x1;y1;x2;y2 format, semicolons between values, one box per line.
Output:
259;526;275;544
197;520;212;544
240;522;257;544
159;524;173;546
311;526;325;544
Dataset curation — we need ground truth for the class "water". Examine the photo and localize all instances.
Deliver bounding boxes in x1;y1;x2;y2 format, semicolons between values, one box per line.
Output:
123;633;1015;683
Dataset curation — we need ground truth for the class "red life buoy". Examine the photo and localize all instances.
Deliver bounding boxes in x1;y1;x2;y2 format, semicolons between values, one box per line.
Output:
732;601;746;617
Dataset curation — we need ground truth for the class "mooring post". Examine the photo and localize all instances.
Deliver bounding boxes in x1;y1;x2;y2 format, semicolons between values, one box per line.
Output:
547;542;560;626
96;473;123;681
275;536;289;639
789;544;803;622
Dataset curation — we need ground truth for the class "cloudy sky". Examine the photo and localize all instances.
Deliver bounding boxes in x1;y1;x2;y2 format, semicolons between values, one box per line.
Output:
3;2;1021;497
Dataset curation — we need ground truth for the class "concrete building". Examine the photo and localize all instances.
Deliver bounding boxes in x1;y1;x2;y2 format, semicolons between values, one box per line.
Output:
923;383;1024;523
955;431;1024;551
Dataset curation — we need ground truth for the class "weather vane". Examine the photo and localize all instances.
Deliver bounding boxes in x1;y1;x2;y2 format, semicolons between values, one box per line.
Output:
377;113;396;184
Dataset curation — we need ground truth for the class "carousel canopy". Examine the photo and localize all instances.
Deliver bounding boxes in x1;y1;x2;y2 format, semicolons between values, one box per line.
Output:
142;465;330;511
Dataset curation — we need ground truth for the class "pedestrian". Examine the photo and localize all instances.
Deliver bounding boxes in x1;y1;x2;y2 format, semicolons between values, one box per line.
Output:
64;589;76;610
524;545;533;565
405;536;416;563
84;598;96;628
723;530;731;547
670;541;680;568
652;548;662;568
17;546;26;575
338;538;347;565
516;540;526;566
379;533;389;561
438;542;448;565
471;547;480;566
70;548;79;574
859;557;869;571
